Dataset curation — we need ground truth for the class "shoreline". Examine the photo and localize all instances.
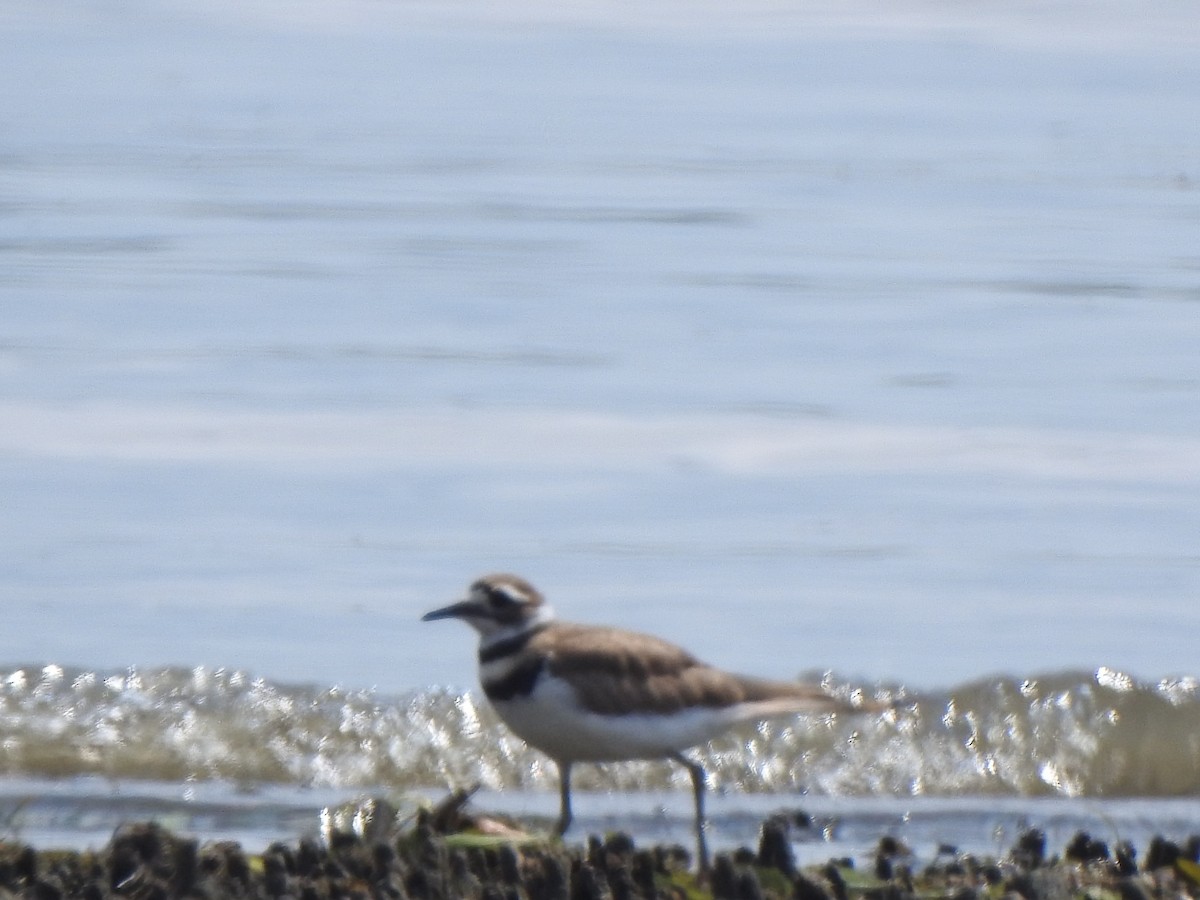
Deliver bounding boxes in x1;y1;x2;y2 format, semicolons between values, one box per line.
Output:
3;795;1199;900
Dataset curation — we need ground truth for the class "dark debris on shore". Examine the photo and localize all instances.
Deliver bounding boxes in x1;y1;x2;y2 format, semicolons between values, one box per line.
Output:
4;794;1200;900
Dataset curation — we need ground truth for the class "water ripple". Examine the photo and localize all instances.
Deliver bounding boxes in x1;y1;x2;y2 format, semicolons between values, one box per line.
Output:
3;664;1199;798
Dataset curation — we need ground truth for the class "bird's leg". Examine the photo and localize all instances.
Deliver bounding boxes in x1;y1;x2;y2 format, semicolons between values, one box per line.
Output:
554;760;573;836
671;752;710;874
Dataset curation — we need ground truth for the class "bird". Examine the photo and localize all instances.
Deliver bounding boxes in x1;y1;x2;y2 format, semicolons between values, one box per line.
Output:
422;573;878;870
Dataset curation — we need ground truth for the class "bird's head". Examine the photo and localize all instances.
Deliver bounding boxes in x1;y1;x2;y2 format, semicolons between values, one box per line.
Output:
422;573;553;637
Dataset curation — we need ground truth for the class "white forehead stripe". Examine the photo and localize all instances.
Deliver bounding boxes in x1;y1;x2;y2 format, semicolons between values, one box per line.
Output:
477;581;534;604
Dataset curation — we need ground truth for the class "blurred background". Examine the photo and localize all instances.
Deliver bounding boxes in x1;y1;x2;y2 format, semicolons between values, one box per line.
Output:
1;0;1199;851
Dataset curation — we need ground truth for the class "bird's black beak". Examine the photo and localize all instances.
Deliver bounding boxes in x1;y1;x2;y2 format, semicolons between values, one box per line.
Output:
421;599;483;622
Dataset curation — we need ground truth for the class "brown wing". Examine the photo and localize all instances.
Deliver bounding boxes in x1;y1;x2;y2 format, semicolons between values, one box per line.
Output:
533;623;847;716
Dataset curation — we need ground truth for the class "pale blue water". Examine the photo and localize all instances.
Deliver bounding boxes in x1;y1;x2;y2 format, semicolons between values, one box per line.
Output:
2;0;1200;852
8;775;1200;861
3;1;1199;695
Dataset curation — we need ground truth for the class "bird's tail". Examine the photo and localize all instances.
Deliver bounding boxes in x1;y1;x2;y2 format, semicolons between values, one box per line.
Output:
738;675;889;717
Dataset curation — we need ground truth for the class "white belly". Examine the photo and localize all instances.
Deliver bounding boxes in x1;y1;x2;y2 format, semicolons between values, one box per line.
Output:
489;674;757;763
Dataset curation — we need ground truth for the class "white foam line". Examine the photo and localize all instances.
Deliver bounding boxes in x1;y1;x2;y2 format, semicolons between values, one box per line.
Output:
2;402;1198;483
145;0;1200;50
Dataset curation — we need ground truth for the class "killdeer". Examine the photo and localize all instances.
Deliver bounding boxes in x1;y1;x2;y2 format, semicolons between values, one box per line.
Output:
423;573;876;870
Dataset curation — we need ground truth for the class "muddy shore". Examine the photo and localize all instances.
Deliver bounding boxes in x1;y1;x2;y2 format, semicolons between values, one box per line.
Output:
3;794;1199;900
